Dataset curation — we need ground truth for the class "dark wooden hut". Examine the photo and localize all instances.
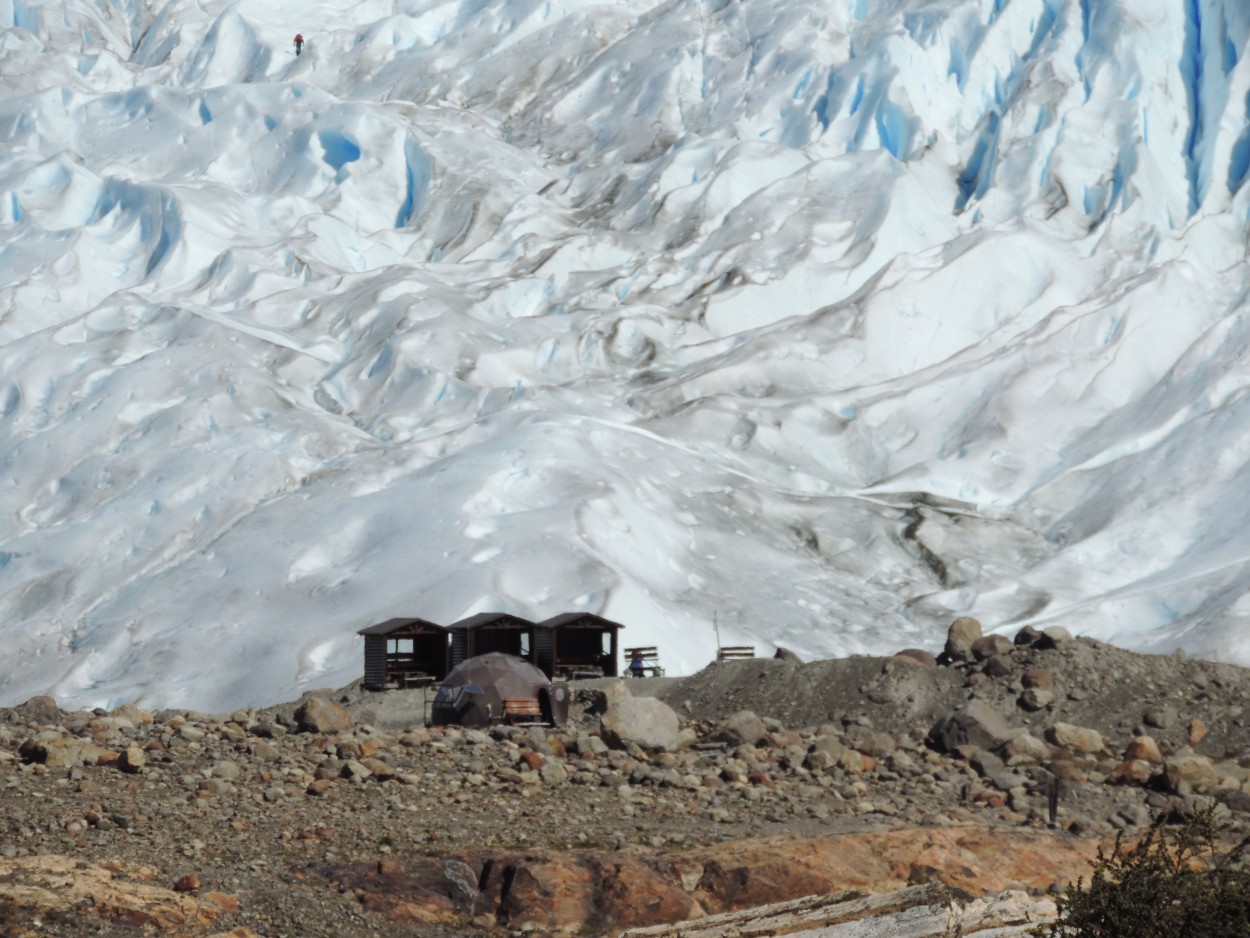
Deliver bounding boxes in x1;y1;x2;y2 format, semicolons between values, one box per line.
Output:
448;612;538;669
536;612;624;679
359;617;451;689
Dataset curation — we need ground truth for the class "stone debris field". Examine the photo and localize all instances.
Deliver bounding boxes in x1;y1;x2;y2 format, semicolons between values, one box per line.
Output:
3;620;1250;936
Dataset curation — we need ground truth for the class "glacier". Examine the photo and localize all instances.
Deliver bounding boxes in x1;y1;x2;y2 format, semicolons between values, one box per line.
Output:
1;0;1250;711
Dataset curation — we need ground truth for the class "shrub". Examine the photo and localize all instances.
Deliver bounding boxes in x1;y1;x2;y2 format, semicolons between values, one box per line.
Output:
1033;806;1250;938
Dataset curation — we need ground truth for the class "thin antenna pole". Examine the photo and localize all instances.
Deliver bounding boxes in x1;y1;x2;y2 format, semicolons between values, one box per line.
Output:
713;610;721;649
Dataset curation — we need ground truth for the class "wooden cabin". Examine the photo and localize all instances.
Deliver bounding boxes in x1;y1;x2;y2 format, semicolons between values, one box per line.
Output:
536;612;623;679
359;617;451;689
448;612;538;669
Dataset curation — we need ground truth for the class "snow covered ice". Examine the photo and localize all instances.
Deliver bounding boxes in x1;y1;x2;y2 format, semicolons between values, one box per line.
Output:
2;0;1250;711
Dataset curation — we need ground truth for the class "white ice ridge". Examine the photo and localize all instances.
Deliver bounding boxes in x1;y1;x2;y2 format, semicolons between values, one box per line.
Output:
1;0;1250;710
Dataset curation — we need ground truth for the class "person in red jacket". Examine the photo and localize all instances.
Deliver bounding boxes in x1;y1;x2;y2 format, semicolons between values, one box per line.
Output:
294;33;304;56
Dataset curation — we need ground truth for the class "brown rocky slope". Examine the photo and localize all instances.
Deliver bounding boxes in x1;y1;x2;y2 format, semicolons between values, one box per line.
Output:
3;620;1250;936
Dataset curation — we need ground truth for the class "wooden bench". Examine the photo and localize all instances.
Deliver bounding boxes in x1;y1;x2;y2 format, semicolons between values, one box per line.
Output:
624;646;664;677
502;697;543;724
717;646;755;662
559;664;605;681
394;671;436;689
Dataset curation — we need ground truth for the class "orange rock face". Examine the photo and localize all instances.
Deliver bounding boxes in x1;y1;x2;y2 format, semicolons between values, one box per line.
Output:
316;827;1102;933
680;829;1100;912
0;856;249;936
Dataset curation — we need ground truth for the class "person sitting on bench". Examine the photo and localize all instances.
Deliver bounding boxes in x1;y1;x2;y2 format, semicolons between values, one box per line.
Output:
628;650;645;678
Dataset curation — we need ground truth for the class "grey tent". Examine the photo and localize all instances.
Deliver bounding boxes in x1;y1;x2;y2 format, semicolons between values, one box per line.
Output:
430;652;568;727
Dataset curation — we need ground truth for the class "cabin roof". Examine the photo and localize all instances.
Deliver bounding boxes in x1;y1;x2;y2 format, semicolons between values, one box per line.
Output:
448;612;537;631
537;612;625;630
358;616;447;636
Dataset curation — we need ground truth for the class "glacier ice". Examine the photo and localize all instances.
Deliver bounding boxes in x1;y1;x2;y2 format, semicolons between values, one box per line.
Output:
1;0;1250;710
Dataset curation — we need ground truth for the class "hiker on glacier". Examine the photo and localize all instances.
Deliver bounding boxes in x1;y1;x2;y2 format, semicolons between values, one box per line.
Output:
294;33;304;56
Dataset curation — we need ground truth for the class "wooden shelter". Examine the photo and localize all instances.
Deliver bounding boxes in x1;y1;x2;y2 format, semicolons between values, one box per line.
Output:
359;617;451;689
536;612;623;679
448;612;538;669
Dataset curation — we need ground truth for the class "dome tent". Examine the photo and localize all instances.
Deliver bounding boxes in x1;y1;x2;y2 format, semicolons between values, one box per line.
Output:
431;652;566;727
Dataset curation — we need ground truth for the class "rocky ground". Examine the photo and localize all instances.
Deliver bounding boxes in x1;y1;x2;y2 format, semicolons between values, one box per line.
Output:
4;620;1250;937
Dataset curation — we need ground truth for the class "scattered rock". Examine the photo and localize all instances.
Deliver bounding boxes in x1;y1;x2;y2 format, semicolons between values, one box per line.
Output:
1143;706;1178;730
1018;688;1054;711
1187;719;1208;747
3;629;1250;938
119;745;147;773
1123;736;1163;764
1021;668;1055;689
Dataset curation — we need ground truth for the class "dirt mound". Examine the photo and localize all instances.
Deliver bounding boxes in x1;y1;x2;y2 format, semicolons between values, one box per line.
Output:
657;655;966;738
654;637;1250;763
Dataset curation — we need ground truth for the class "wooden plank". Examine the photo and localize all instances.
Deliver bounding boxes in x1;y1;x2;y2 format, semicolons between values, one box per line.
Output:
503;697;542;721
616;883;1056;937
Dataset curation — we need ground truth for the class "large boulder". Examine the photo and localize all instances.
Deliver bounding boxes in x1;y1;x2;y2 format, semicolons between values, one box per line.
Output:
583;680;631;715
1046;723;1104;755
1164;754;1220;795
970;635;1013;661
1035;626;1073;650
295;697;353;734
1014;626;1043;646
928;701;1014;754
600;697;680;752
715;710;768;747
1001;732;1052;764
18;735;109;768
1124;736;1164;764
14;696;63;726
944;617;983;662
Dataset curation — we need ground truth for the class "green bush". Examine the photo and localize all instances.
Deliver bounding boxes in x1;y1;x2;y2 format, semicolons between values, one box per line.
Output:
1033;807;1250;938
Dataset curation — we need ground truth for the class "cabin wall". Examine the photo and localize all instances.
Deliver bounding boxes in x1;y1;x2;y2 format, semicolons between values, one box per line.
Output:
451;630;470;668
535;628;556;677
363;636;388;690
